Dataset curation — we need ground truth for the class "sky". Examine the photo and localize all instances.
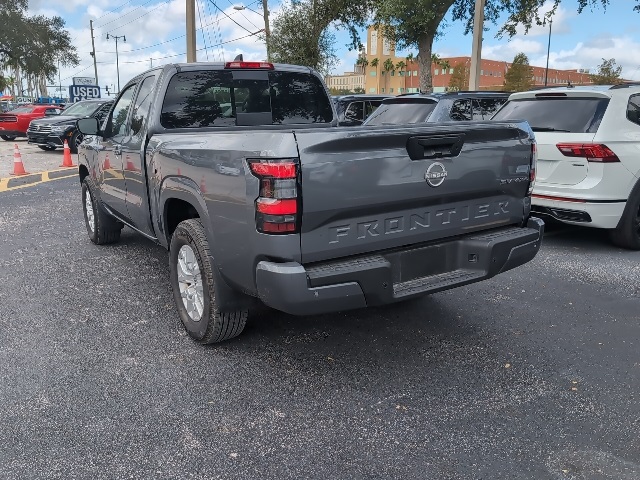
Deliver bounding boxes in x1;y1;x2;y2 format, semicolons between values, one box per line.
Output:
11;0;640;97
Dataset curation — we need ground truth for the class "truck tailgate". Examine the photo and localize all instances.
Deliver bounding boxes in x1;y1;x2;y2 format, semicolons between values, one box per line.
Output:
295;122;534;263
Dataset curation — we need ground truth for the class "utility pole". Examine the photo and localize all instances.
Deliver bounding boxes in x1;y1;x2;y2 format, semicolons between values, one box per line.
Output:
543;17;553;86
90;20;99;84
262;0;271;61
186;0;197;62
150;58;153;68
106;33;126;93
469;0;485;91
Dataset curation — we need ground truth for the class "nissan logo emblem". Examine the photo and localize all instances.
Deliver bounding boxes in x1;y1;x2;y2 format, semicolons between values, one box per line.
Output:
425;162;447;187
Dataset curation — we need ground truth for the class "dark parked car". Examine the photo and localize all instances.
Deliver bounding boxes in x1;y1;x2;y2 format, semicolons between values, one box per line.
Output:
332;94;391;126
27;99;113;153
363;91;510;126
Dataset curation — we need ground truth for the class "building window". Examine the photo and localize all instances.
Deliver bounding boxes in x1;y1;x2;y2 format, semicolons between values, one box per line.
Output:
450;68;454;74
413;71;418;76
480;70;484;75
390;88;394;93
391;70;395;76
381;88;385;93
399;88;404;93
369;87;376;93
370;71;376;76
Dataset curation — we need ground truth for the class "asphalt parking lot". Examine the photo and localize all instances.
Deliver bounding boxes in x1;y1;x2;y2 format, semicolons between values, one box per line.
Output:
0;137;68;179
0;175;638;479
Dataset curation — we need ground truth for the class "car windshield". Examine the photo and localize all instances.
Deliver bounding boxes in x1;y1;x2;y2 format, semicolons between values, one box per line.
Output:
61;102;102;117
364;100;437;126
492;97;610;133
8;106;35;114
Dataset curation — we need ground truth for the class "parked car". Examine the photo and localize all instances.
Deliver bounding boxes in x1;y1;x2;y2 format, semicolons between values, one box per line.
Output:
492;84;640;249
363;91;510;126
0;104;64;141
75;60;543;344
27;99;113;153
332;94;391;126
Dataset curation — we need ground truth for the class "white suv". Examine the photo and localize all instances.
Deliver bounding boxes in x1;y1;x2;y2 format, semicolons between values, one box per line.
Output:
493;84;640;249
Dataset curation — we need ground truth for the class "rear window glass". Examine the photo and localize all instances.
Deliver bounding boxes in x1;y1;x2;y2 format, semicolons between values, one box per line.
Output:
492;97;610;133
8;107;34;114
161;70;333;129
364;101;437;126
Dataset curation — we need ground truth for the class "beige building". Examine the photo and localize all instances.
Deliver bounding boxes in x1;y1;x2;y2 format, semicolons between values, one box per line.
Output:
363;27;413;95
325;72;365;92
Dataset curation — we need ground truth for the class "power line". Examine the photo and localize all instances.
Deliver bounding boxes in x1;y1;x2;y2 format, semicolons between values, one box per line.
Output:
94;0;134;21
120;30;261;64
206;0;255;36
94;0;156;29
225;0;260;31
107;1;169;32
196;0;210;61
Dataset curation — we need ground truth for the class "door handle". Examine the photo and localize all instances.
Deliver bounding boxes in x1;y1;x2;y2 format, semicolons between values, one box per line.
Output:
406;134;465;160
113;145;122;156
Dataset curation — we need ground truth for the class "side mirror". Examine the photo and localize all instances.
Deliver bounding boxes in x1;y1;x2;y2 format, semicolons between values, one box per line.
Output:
77;117;100;135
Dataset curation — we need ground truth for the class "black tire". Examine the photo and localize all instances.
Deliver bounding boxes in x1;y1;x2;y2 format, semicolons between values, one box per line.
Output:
169;219;248;344
81;177;123;245
38;145;56;151
610;186;640;250
70;131;83;154
1;135;17;141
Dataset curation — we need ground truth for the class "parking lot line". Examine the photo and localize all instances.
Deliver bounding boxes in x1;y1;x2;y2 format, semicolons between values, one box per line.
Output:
0;167;76;193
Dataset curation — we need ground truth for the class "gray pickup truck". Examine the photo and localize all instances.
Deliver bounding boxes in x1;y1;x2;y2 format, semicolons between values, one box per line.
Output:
76;60;544;344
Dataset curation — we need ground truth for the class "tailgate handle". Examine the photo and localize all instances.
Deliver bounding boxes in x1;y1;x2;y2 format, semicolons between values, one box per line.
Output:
406;134;464;160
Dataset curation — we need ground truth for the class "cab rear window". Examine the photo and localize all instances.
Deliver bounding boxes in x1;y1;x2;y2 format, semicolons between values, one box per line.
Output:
161;70;333;129
492;97;610;133
364;100;437;126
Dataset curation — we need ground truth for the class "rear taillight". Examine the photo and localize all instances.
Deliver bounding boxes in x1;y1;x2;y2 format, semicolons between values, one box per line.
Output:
225;61;274;69
528;142;537;195
556;143;620;163
249;158;300;234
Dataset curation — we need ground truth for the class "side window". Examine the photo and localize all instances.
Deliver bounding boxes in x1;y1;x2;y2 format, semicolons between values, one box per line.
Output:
104;84;137;139
450;99;472;121
627;94;640;126
130;75;157;138
93;103;112;124
345;101;364;121
366;101;383;117
471;99;485;120
45;108;60;115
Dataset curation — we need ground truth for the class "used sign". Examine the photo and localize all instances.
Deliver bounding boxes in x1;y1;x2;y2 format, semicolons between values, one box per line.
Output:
69;85;101;102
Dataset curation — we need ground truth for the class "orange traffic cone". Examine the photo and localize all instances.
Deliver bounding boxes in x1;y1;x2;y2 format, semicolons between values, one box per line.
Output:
125;155;136;172
11;143;29;176
60;139;76;167
200;174;207;194
103;153;111;170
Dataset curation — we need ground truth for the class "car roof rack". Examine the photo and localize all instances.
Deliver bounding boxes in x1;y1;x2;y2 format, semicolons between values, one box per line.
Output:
609;82;640;89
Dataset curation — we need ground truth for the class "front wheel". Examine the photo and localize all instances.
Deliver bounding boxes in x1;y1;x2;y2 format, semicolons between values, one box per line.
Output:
610;188;640;250
1;135;17;141
169;219;248;344
70;131;83;154
81;177;123;245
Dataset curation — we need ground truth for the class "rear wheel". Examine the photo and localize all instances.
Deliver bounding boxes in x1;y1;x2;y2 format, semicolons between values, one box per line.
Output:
81;177;123;245
38;145;56;151
610;188;640;250
1;135;16;141
169;219;248;344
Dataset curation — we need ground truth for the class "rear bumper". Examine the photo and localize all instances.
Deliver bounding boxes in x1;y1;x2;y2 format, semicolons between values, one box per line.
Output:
256;217;545;316
531;196;625;229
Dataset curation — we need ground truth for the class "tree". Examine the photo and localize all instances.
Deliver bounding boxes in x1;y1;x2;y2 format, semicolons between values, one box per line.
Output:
373;0;634;93
383;57;395;93
396;60;406;92
370;57;380;93
439;59;451;72
504;53;534;92
269;0;373;74
449;61;470;91
591;58;623;85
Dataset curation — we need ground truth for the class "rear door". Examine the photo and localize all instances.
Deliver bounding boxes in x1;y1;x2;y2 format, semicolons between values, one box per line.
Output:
493;92;610;185
296;122;534;263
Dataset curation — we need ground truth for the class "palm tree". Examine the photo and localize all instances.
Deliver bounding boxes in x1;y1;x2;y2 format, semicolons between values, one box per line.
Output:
383;58;395;93
396;61;406;93
370;57;380;93
355;56;369;74
439;60;451;73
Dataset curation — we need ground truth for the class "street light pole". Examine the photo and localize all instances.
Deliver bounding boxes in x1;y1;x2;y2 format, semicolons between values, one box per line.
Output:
544;17;553;86
106;33;126;93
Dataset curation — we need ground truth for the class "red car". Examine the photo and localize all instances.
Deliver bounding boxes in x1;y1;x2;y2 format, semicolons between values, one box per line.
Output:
0;104;64;141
